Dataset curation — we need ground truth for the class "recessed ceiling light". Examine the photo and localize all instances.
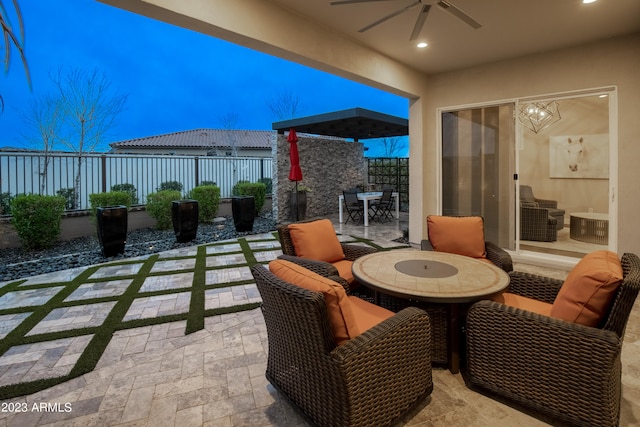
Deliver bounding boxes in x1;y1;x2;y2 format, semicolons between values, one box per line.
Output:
583;0;597;4
417;42;428;48
599;94;608;98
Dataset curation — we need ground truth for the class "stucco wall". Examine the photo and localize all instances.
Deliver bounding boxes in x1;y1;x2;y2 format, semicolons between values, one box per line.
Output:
273;133;365;223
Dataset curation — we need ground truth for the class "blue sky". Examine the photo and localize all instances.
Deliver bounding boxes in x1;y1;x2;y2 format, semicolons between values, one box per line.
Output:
2;1;409;156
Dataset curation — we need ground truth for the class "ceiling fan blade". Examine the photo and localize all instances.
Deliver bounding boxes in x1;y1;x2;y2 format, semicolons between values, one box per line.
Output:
358;0;420;33
331;0;394;5
409;4;431;41
437;0;481;29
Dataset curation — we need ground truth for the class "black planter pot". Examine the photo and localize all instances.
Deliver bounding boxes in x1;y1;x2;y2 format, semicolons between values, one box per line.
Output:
289;191;307;221
96;205;128;257
172;200;199;243
232;196;255;232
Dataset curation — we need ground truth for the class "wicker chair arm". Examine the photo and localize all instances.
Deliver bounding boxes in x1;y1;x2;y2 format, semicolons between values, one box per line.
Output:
521;206;556;224
276;255;351;294
277;255;339;277
332;307;433;426
507;271;564;304
420;239;433;251
332;307;432;391
342;244;377;261
420;240;512;272
467;300;621;424
333;306;431;361
485;241;513;272
536;198;558;209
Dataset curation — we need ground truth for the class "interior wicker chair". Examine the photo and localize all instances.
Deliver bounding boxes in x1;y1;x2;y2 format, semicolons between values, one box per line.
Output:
276;218;376;292
465;252;640;427
520;204;559;242
251;264;433;427
520;184;565;230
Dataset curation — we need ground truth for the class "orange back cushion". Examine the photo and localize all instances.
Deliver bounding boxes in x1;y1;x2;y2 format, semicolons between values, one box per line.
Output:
493;293;553;317
427;215;486;259
288;219;345;263
550;250;623;327
268;259;359;345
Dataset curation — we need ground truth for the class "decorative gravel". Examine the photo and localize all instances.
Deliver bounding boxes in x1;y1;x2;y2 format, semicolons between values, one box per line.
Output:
0;213;277;283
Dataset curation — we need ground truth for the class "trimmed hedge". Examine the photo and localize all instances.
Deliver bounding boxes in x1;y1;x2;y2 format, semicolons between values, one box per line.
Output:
147;190;181;229
89;191;132;223
111;183;139;205
11;194;66;250
188;185;221;222
234;182;267;215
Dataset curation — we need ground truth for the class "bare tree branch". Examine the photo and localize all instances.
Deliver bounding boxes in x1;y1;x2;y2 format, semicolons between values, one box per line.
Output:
49;67;127;207
265;89;304;121
20;95;61;192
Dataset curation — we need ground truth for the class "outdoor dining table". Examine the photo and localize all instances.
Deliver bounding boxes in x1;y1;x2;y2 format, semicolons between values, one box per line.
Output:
352;250;510;374
338;191;399;226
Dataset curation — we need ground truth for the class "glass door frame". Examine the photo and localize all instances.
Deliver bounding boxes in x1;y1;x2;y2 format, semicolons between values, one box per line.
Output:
436;86;618;267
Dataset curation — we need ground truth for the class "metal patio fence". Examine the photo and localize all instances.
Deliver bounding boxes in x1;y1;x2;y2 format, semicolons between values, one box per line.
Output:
0;152;272;212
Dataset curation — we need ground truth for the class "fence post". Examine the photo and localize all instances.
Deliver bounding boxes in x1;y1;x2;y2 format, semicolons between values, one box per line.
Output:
194;157;200;187
101;155;107;193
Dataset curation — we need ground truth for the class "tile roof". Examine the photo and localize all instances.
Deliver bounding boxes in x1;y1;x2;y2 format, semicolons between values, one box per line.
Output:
109;129;273;150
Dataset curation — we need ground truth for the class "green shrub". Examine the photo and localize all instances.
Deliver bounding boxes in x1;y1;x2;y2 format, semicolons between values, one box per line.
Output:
235;182;267;215
146;190;181;229
189;185;221;222
89;191;132;223
231;180;250;196
158;181;183;192
258;177;272;195
11;194;65;250
0;192;13;215
56;188;76;210
111;183;139;205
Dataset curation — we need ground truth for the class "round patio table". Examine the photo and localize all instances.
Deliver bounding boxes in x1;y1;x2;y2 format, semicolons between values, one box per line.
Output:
352;249;510;374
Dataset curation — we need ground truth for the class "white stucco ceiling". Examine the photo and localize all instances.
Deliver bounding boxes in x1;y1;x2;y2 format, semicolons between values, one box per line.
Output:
268;0;640;74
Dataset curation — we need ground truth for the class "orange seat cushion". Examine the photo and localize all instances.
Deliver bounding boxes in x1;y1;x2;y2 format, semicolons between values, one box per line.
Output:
348;296;395;333
427;215;487;259
332;259;355;284
268;259;359;345
550;250;623;327
492;293;553;317
288;219;345;263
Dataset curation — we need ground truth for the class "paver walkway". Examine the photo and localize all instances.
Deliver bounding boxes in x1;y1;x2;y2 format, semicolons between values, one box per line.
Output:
0;231;405;401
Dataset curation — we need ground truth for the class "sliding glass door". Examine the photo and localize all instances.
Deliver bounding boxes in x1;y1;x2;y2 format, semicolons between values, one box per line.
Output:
441;104;515;250
440;89;615;259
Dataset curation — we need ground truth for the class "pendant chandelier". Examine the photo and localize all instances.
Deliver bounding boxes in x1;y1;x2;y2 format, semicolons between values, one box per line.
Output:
517;101;561;133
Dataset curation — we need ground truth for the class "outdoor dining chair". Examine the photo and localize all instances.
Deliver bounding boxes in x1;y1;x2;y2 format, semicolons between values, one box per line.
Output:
342;190;366;225
369;188;395;222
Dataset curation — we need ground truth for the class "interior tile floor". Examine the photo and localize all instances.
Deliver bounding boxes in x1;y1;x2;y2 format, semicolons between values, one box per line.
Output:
0;213;639;426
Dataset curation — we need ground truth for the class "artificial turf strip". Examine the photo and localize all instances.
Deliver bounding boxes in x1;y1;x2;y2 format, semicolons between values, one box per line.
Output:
185;245;207;335
238;237;258;266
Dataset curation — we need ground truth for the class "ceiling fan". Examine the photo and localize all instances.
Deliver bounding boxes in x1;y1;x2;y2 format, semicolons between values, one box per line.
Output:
330;0;482;41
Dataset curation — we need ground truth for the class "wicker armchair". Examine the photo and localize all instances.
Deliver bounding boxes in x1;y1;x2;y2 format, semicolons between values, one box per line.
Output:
277;219;376;291
465;252;640;427
520;204;558;242
251;264;433;427
520;185;565;230
420;215;513;273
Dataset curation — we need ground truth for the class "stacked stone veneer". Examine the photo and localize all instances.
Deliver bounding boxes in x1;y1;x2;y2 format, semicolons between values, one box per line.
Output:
272;133;365;223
